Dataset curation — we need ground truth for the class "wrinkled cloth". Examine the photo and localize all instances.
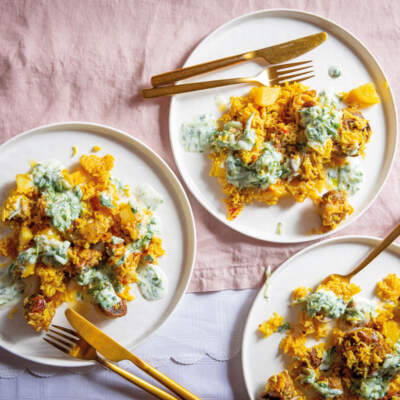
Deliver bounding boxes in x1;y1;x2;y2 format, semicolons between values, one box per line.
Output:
0;0;399;293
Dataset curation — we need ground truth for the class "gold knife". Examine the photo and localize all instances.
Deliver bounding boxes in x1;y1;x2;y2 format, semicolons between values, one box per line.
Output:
151;32;327;87
65;309;200;400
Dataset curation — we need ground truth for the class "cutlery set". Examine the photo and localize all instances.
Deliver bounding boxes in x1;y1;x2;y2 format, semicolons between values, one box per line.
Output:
45;308;199;400
142;32;325;97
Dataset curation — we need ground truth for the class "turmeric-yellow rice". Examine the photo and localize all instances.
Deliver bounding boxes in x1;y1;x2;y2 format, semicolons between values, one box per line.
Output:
0;153;166;331
261;273;400;399
182;82;379;233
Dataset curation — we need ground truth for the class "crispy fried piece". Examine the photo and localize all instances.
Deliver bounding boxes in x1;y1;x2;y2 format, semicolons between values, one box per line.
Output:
336;327;391;379
317;190;353;232
100;298;127;318
334;109;371;157
23;294;55;332
262;370;297;400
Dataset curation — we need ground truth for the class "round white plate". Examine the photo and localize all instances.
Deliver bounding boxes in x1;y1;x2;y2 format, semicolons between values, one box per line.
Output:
169;9;397;243
0;122;196;367
242;235;400;399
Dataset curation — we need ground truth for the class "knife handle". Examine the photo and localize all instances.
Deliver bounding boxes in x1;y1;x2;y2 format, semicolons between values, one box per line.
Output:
127;354;201;400
98;358;178;400
150;51;256;87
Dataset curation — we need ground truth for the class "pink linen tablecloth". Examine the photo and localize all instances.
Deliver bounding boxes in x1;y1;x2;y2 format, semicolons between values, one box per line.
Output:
0;0;398;293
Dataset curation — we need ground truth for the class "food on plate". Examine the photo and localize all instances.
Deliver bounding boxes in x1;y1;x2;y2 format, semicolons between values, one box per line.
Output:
259;273;400;399
329;66;341;79
180;81;379;233
342;82;380;108
262;370;298;399
258;312;285;337
0;153;166;331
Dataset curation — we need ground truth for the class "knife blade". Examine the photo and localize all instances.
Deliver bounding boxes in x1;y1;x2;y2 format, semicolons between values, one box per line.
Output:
65;308;132;362
151;32;327;87
256;32;327;64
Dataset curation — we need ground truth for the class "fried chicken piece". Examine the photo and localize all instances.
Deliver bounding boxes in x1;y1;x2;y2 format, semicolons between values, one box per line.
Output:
262;370;297;400
337;327;391;379
333;109;371;157
100;298;127;318
317;190;353;232
23;294;56;332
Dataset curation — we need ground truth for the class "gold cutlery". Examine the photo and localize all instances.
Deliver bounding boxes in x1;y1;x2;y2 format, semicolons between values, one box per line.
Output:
65;308;200;400
151;32;326;87
44;325;178;400
321;222;400;285
142;60;314;98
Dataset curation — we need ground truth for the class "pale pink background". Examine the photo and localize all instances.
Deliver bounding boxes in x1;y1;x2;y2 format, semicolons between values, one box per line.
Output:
0;0;398;292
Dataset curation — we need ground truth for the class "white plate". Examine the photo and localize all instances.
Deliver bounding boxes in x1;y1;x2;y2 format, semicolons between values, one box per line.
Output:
242;235;400;399
0;122;196;367
169;9;397;243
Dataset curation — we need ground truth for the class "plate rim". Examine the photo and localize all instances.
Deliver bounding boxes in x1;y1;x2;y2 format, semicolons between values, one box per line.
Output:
169;8;398;244
0;121;197;368
241;234;400;399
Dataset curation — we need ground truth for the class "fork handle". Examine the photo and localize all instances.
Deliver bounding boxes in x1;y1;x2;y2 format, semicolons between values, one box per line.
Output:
151;51;256;87
348;222;400;279
98;358;178;400
142;77;253;98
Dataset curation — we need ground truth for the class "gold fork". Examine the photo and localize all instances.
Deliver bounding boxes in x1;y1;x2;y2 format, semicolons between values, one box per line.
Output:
141;60;314;98
44;325;178;400
320;222;400;286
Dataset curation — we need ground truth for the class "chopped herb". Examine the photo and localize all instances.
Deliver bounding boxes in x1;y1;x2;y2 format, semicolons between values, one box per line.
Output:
277;322;291;332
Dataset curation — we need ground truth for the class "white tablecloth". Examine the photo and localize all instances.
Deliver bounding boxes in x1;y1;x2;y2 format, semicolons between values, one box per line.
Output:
0;289;258;400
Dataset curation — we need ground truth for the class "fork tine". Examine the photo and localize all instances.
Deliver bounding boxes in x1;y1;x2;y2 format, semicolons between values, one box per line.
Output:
49;328;79;343
271;60;312;72
278;74;315;85
276;66;314;79
273;69;314;83
287;74;315;83
52;324;81;339
46;333;74;349
43;337;70;355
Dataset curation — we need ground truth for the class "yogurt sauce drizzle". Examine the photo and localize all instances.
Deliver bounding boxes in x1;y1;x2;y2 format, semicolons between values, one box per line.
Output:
137;264;168;301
